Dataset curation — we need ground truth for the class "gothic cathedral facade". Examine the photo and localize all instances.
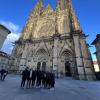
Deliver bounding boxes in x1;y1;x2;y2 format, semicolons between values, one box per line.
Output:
11;0;95;80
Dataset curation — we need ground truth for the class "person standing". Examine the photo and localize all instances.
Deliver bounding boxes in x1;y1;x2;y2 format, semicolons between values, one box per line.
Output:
0;69;1;80
0;68;8;81
50;72;55;89
41;71;46;88
28;68;33;88
21;67;29;88
26;68;30;88
36;70;42;87
32;69;36;87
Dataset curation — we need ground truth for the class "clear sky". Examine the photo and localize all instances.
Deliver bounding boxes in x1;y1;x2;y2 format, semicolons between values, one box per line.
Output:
0;0;100;61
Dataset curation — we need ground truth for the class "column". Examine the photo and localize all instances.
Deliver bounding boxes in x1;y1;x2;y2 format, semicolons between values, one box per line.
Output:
73;32;86;80
53;34;60;77
80;34;96;80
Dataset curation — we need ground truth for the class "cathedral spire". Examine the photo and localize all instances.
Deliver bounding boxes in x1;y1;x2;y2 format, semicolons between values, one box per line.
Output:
35;0;44;15
38;0;44;4
57;0;72;10
68;0;81;31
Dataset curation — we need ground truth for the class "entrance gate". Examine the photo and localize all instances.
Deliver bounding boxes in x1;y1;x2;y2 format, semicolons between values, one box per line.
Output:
65;61;71;76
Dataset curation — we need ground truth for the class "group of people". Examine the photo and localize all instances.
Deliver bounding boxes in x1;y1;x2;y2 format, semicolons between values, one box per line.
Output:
21;67;55;89
0;68;8;81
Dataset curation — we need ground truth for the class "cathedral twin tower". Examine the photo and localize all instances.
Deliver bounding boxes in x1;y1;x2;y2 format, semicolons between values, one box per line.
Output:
11;0;95;80
21;0;81;40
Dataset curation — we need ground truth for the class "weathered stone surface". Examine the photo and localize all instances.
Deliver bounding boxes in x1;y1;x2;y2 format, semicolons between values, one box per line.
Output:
0;24;11;49
11;0;95;80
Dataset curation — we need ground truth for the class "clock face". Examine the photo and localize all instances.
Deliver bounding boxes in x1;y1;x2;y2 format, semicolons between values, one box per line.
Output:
34;19;55;38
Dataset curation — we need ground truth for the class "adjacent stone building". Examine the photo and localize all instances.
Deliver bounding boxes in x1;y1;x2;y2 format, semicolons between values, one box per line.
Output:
92;34;100;70
11;0;95;80
0;24;11;49
0;51;10;70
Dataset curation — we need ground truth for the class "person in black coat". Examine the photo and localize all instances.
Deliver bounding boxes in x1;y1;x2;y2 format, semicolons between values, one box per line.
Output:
0;69;8;81
31;70;36;87
21;67;29;88
28;68;35;88
26;68;30;88
36;70;42;87
41;71;46;88
0;69;1;80
50;72;55;88
46;71;51;88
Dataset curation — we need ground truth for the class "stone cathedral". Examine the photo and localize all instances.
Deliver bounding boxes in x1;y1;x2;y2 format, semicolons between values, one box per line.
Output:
11;0;95;80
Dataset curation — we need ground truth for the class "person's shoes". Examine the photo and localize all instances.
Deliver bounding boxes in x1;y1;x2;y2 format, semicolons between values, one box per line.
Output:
50;88;55;91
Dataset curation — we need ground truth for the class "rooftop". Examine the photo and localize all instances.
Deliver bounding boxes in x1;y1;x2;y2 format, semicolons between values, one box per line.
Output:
0;51;10;59
0;24;11;34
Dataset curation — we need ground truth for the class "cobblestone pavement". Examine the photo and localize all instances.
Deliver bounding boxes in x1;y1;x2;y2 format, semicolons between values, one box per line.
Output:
0;74;100;100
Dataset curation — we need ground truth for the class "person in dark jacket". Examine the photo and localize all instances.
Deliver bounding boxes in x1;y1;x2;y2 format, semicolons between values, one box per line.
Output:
28;68;34;88
36;70;42;87
0;69;1;80
26;68;30;88
41;71;46;88
21;67;29;88
31;69;36;87
0;68;8;81
45;71;50;88
50;72;55;88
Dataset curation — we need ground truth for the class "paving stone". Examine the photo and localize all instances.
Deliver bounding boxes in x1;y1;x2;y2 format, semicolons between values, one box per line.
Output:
0;74;100;100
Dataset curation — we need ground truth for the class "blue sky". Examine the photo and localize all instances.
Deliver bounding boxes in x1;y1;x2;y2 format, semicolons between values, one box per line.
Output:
0;0;100;61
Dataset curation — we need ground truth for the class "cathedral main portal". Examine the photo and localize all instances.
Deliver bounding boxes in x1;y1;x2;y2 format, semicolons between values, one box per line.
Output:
65;61;71;76
35;48;49;71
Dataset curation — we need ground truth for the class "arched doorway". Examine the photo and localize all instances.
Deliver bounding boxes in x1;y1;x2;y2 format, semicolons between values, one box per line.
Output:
61;49;73;77
42;62;46;71
65;61;71;76
37;62;41;70
35;48;49;71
